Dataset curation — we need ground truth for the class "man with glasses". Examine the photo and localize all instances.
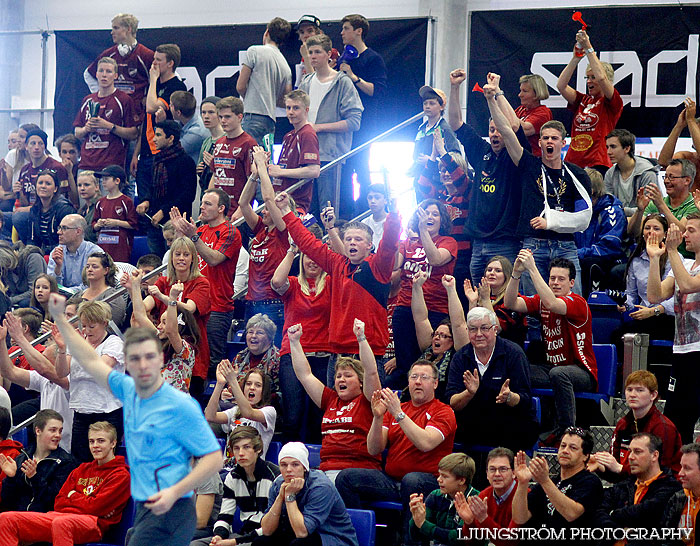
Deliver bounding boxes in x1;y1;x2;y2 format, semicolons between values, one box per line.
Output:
512;427;603;544
48;214;101;291
505;254;597;446
336;360;456;546
445;307;537;452
639;158;698;257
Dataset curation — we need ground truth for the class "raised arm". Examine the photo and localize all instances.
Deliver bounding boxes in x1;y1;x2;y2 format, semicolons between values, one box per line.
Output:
288;324;324;407
255;147;286;231
556;45;583;104
484;84;523;166
447;69;466;131
530;456;586;521
48;294;112;390
164;282;185;354
646;231;676;304
203;365;231;425
367;390;389;456
411;271;433;351
125;271;157;332
417;210;452;266
220;359;268;424
354;319;381;400
0;321;30;389
519;249;567;314
576;31;614;100
487;72;522;132
443;276;469;350
320;205;345;255
381;388;444;451
504;253;529;313
511;451;533;524
659;104;689;168
239;166;261;231
271;244;296;294
665;225;700;294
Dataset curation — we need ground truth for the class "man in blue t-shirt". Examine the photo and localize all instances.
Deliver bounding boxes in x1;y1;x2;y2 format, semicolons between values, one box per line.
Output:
50;293;222;546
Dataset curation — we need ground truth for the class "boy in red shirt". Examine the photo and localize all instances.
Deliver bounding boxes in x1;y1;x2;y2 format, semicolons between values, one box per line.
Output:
505;252;597;444
0;421;130;546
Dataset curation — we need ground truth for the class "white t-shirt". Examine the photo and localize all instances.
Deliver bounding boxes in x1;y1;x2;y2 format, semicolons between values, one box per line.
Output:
221;404;276;458
673;259;700;353
68;334;125;413
308;76;333;125
28;370;73;452
4;148;26;185
361;215;387;250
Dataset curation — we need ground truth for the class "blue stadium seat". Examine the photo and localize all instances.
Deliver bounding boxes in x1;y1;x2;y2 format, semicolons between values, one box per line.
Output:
11;426;28;447
347;508;376;546
306;444;322;468
226;339;246;361
367;500;402;511
532;344;618;404
587;292;623;344
79;496;135;546
129;236;150;266
266;441;282;464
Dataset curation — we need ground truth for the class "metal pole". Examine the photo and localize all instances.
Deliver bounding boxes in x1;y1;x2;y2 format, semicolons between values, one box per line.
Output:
40;30;49;129
427;17;437;87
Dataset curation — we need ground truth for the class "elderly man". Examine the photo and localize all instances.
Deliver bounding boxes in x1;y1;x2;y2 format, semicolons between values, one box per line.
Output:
445;307;537;452
47;214;102;291
336;360;456;546
596;433;681;543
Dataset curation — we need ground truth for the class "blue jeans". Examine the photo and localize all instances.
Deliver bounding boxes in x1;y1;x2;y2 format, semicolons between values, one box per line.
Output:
207;310;235;372
241;113;275;147
335;468;438;545
128;497;196;546
3;210;31;244
469;237;521;282
311;162;340;218
244;300;285;348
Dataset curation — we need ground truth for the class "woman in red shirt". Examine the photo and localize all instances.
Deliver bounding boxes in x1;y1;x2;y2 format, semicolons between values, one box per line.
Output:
143;237;211;395
271;228;331;443
288;320;381;482
389;199;456;389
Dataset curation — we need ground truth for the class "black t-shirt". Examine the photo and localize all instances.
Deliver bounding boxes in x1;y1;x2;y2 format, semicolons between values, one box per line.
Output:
516;150;591;241
456;122;527;241
347;47;387;139
526;468;603;544
140;76;187;159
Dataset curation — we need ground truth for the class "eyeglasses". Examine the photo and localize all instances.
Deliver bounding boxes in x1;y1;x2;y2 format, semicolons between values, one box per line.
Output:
57;225;78;231
432;331;453;340
487;466;511;474
664;174;689;181
409;373;436;381
467;325;495;334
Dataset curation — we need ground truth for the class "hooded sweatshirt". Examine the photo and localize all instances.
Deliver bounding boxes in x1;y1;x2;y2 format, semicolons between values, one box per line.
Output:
54;455;131;533
574;193;627;260
603;155;659;217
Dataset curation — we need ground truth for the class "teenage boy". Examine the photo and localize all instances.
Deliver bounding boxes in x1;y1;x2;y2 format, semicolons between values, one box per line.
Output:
49;294;223;546
0;409;77;513
505;254;598;444
55;133;81;208
237;17;292;147
294;15;339;87
15;129;69;212
210;96;257;219
647;215;700;444
197;96;224;194
74;57;139;172
0;421;131;545
361;183;388;249
590;370;681;480
267;89;320;213
299;34;363;216
191;426;279;546
408;453;479;546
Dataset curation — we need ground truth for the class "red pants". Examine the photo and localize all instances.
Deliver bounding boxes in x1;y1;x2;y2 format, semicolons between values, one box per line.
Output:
0;511;102;546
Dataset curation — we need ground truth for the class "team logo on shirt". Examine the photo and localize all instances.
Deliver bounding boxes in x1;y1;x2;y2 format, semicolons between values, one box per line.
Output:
129;68;138;77
115;206;123;215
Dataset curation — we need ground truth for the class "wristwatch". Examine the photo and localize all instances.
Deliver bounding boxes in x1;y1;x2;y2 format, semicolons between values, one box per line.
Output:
190;233;200;243
585;47;595;55
285;494;297;502
395;411;406;422
654;306;661;316
168;300;177;307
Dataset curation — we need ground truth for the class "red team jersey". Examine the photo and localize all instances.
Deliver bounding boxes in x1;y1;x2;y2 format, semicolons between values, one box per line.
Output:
212;133;257;210
522;292;598;387
87;44;155;121
272;124;320;212
514;104;552;157
320;387;382;471
279;276;331;355
92;194;139;262
565;89;624;169
196;220;242;313
73;90;138;170
396;235;458;313
247;217;289;301
383;398;456;480
18;157;69;207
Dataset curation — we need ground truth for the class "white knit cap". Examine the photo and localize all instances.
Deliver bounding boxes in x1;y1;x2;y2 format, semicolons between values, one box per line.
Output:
278;442;310;471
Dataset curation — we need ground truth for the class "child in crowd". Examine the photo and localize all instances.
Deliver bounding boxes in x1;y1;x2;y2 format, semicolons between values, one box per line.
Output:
92;165;138;263
30;273;58;325
76;171;101;243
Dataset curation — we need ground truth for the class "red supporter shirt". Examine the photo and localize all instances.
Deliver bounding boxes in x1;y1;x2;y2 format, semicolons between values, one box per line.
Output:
272;124;320;212
92;194;138;263
154;276;211;379
279;276;331;355
514;104;552;158
522;292;598;387
212;133;257;210
18;157;68;207
396;235;458;313
320;387;381;471
247;216;289;302
384;398;456;480
197;220;242;313
87;44;154;122
565;89;624;169
73;90;138;170
10;344;45;370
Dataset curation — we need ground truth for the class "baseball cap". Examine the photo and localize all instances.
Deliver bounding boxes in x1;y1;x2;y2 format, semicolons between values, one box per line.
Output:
296;15;321;30
419;85;447;106
94;165;127;181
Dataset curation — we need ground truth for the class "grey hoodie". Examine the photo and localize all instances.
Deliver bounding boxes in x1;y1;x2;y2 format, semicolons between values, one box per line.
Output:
604;155;659;216
299;71;363;162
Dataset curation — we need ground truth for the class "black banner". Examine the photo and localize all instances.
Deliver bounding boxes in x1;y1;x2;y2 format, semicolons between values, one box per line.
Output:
54;18;428;142
468;6;700;137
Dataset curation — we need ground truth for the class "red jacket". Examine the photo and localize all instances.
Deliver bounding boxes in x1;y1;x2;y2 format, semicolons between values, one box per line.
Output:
283;211;401;355
54;455;131;533
462;484;519;545
0;439;23;501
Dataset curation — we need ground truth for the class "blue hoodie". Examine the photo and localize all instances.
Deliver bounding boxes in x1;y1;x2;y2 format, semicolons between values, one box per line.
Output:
575;193;627;260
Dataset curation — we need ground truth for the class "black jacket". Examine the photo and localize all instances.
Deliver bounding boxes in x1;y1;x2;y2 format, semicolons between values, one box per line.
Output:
28;196;76;254
597;468;681;545
661;488;698;546
0;445;77;512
